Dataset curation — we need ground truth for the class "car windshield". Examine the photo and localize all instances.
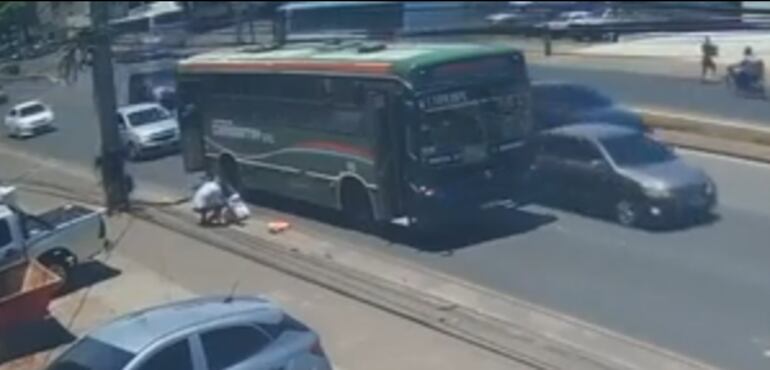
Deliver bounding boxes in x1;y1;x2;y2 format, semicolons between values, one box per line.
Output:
47;338;134;370
127;107;170;127
20;104;46;116
601;134;676;167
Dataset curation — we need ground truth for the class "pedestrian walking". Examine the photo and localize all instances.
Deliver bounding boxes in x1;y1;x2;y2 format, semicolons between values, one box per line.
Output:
701;36;718;82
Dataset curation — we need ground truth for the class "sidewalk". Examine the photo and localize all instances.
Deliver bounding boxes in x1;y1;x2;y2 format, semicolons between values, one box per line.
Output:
1;183;525;370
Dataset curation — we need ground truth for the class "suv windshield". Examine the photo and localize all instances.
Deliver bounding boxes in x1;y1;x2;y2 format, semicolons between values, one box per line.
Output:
47;337;134;370
20;104;46;117
601;134;676;167
127;107;170;127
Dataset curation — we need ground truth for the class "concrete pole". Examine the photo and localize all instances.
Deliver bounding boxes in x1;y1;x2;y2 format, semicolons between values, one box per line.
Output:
90;2;129;213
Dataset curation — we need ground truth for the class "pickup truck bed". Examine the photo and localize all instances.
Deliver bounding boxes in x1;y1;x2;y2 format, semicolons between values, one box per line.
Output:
37;205;95;227
0;260;63;331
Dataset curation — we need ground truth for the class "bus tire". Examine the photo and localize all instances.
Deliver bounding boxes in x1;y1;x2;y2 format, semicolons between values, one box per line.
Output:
340;179;375;231
218;155;242;192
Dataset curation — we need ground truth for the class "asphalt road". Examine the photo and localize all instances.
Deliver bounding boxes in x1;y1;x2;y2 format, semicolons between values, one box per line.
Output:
2;64;770;370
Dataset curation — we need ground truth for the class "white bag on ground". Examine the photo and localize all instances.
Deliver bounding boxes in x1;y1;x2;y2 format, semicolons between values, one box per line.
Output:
227;193;251;221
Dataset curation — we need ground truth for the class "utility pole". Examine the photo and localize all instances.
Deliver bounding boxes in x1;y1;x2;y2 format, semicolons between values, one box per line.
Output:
90;2;129;213
248;3;256;44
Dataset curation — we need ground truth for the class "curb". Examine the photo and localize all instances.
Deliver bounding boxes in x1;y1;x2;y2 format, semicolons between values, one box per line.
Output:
638;108;770;163
639;108;770;145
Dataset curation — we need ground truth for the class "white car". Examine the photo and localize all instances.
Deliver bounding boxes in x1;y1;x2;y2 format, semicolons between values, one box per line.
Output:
116;103;180;160
546;11;593;31
4;100;55;138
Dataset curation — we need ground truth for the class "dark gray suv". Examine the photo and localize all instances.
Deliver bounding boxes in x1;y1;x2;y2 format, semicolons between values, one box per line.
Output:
532;123;717;227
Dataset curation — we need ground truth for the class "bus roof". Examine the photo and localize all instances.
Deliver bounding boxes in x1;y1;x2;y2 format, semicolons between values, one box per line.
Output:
178;42;521;79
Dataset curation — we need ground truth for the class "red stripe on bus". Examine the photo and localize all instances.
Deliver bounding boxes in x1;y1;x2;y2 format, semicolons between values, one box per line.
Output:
181;61;392;75
297;141;374;161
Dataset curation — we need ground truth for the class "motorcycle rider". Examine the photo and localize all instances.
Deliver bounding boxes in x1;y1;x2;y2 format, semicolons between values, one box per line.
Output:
728;47;765;92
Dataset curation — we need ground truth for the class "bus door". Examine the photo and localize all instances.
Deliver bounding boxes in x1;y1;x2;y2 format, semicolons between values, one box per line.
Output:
368;90;404;220
178;76;206;172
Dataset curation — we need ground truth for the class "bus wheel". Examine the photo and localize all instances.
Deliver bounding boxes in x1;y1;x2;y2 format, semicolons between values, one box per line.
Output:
218;155;242;192
341;181;375;231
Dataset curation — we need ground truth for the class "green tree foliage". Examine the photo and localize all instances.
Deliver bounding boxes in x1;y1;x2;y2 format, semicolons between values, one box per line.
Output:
0;2;37;40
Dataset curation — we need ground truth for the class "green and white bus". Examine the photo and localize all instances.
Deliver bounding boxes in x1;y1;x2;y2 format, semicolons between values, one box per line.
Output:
177;42;534;228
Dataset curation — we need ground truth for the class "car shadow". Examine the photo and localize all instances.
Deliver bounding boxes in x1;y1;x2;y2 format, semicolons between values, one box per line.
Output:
0;317;76;365
644;212;722;233
55;261;122;298
129;148;181;163
534;192;722;233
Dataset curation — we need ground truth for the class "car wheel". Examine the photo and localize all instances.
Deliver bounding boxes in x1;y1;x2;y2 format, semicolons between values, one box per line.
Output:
615;199;639;227
40;256;72;284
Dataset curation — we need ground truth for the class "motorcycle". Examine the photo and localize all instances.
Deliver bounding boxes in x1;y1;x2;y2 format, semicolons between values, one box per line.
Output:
725;63;767;100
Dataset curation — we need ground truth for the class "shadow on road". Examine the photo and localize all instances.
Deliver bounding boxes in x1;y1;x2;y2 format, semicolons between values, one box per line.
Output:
127;148;181;163
535;193;722;233
55;261;121;298
0;318;75;365
645;212;722;233
384;208;558;255
241;189;557;253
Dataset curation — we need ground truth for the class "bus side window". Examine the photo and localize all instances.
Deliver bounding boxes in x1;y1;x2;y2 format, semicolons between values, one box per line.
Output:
325;79;362;108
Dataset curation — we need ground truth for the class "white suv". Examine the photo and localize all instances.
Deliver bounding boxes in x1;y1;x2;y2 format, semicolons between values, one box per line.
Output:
116;103;180;160
4;100;55;138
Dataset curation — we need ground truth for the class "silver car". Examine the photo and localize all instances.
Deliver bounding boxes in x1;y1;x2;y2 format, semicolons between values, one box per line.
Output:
532;123;717;228
47;296;333;370
116;103;180;160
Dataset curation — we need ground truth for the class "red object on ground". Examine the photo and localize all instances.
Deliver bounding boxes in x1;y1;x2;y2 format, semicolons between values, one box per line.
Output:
268;220;291;234
0;260;63;332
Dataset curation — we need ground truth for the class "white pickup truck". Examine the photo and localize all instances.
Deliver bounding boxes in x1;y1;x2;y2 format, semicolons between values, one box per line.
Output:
0;186;108;283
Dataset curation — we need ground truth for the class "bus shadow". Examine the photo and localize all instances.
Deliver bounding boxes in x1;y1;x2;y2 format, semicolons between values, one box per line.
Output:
385;208;558;254
241;190;557;252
